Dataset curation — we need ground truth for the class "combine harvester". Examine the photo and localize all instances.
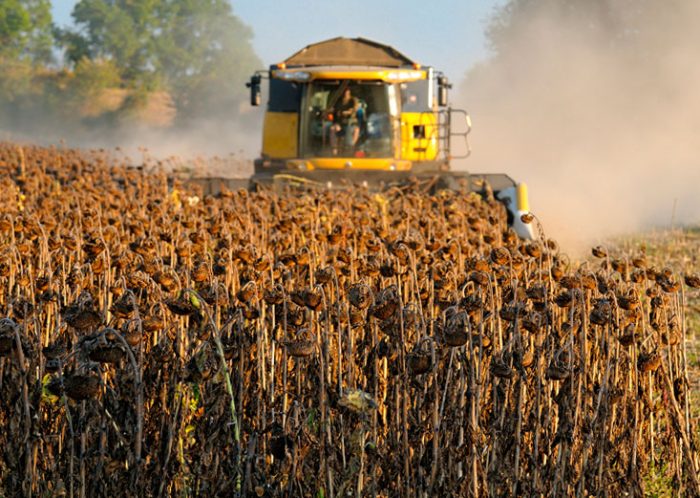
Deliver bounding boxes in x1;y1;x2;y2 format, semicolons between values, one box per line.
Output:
198;37;533;238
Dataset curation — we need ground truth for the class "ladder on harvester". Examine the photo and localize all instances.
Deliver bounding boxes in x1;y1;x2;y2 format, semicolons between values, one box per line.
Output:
439;108;472;164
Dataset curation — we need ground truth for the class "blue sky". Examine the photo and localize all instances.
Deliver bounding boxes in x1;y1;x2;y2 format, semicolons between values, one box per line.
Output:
51;0;504;80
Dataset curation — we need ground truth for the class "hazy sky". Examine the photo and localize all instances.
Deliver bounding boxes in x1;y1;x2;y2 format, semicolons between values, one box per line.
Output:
51;0;504;80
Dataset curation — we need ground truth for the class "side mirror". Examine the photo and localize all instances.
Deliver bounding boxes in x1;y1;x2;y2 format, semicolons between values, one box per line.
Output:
437;76;451;107
246;74;262;106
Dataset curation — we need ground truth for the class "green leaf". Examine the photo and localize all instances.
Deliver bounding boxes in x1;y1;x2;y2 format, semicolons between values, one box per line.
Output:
187;290;201;310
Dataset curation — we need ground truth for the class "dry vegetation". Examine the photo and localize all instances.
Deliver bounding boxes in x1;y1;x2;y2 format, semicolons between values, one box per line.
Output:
0;143;698;497
602;229;700;413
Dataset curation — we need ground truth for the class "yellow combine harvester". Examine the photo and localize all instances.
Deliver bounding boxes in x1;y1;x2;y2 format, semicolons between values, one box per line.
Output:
213;37;533;238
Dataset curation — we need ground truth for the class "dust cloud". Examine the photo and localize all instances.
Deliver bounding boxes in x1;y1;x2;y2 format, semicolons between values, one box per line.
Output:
0;96;261;178
456;1;700;252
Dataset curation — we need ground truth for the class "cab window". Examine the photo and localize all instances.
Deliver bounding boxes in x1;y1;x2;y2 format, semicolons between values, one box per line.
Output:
300;80;396;158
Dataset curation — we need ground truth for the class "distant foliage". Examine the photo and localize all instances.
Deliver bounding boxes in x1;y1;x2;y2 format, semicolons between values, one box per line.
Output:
0;0;53;63
61;0;262;122
0;0;262;136
70;58;122;99
0;0;54;130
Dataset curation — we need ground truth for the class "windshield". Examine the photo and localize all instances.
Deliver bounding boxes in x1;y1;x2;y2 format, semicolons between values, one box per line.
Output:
300;80;396;158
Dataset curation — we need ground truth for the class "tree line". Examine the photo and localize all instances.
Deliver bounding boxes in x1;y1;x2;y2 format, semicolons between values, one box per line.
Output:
0;0;261;137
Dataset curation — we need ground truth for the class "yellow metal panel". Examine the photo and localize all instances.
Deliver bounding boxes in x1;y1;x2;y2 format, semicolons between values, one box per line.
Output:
262;112;298;158
272;69;426;82
517;183;530;212
400;112;439;161
288;158;412;171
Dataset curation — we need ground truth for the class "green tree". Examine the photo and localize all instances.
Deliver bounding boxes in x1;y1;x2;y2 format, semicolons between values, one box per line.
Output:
0;0;54;130
153;0;261;120
62;0;262;121
64;0;162;85
0;0;53;63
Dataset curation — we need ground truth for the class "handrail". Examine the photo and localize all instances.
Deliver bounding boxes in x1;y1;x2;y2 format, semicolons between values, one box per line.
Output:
440;107;471;160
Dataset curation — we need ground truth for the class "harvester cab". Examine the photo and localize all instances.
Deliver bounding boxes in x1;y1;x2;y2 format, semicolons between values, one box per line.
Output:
244;37;534;239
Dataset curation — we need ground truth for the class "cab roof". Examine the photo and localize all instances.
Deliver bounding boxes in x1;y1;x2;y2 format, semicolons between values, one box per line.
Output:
281;37;416;68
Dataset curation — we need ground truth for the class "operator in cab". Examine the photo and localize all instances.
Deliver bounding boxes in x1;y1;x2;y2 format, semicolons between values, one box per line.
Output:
330;87;360;155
